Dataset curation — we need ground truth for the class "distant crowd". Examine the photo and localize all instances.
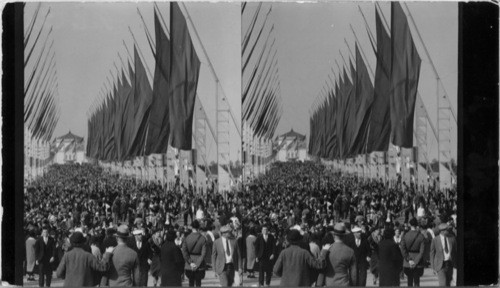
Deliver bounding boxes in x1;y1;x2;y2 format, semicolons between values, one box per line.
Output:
24;162;457;287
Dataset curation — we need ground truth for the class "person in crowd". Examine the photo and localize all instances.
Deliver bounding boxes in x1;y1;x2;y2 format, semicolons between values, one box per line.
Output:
161;229;185;286
25;230;37;282
348;225;371;286
378;227;404;286
107;225;140;286
34;226;56;287
401;218;426;287
212;225;243;287
55;232;114;286
273;229;330;287
182;220;207;287
149;228;163;287
245;226;257;279
129;228;151;286
255;225;276;286
430;223;457;286
324;223;357;286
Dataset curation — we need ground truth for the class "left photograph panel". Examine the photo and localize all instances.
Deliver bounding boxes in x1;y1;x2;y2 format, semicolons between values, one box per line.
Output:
23;2;241;286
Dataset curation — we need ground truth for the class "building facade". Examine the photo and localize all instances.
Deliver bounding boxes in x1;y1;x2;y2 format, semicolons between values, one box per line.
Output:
52;131;86;164
273;129;308;162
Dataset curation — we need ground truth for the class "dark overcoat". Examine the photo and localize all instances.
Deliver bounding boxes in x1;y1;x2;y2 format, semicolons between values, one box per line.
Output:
160;241;184;286
378;239;403;286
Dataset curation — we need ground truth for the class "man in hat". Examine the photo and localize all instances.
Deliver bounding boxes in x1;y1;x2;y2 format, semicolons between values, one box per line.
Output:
56;232;114;286
130;228;151;286
107;225;141;286
182;220;207;287
347;225;371;286
430;223;457;286
401;218;425;287
212;225;242;287
273;229;330;286
325;223;357;286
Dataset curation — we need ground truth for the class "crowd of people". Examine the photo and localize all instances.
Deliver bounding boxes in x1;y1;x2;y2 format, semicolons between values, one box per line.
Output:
24;162;457;287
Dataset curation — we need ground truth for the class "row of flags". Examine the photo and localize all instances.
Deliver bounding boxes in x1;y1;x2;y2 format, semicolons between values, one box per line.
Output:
24;3;60;142
309;2;421;160
87;3;201;162
242;3;283;140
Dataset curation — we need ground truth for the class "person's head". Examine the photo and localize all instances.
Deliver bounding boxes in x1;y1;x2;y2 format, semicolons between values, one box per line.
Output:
261;225;269;236
115;225;130;243
220;225;232;238
41;227;49;238
438;223;450;236
333;222;347;241
191;220;200;231
352;226;362;240
133;229;143;241
383;227;395;239
166;230;177;242
394;228;401;237
409;218;418;229
70;232;86;247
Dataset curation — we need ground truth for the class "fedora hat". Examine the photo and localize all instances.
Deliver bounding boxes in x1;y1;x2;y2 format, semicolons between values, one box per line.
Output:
70;232;86;245
333;223;346;235
115;224;130;238
220;225;232;234
287;229;303;243
438;223;449;231
351;226;362;233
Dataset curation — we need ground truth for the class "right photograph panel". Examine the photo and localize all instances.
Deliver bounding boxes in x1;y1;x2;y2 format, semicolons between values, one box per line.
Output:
241;2;458;287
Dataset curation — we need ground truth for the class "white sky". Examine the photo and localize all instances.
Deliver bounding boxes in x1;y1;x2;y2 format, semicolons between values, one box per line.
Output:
25;2;241;162
244;2;457;161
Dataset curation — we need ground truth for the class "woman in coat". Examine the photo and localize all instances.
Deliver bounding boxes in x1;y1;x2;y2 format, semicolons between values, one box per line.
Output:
160;230;184;287
378;227;404;286
367;227;381;285
245;227;257;278
149;229;163;287
25;230;37;281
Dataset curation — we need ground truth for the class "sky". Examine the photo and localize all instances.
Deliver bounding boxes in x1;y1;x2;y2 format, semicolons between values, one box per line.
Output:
24;2;241;162
244;2;457;161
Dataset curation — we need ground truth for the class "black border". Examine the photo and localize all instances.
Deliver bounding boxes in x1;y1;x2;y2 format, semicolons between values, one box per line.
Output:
2;2;24;286
461;2;499;286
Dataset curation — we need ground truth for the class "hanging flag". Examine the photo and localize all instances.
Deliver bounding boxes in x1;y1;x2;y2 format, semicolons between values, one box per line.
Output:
342;67;356;159
146;12;171;155
367;9;392;153
169;2;201;150
127;47;153;157
390;2;421;148
349;44;374;156
120;63;135;160
114;73;124;160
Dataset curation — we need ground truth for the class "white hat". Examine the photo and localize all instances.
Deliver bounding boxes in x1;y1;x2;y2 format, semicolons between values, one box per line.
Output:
132;228;144;236
351;226;362;233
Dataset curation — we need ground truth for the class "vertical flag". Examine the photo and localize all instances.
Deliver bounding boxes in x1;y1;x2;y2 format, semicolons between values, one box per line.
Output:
389;2;421;148
367;9;392;153
127;47;153;157
146;12;171;155
169;2;201;150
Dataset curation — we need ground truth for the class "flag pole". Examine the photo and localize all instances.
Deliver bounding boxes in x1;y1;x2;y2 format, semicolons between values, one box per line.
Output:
179;2;241;138
350;25;375;80
128;27;154;82
344;38;355;63
402;2;456;122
